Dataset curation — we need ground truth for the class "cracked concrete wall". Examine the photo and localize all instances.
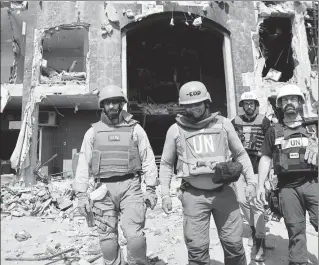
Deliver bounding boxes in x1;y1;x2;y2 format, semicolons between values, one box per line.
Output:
34;1;121;92
16;1;258;184
26;1;257;111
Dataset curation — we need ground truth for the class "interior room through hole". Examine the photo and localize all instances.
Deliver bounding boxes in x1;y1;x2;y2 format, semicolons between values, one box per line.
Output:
126;14;227;156
41;27;89;83
259;17;294;82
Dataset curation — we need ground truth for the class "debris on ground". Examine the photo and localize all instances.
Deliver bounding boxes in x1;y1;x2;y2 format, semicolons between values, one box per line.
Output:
1;177;317;265
41;66;86;85
0;178;76;218
14;230;32;242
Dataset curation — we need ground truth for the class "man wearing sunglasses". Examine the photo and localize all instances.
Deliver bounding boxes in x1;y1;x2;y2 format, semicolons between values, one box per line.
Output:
73;85;158;265
231;91;271;262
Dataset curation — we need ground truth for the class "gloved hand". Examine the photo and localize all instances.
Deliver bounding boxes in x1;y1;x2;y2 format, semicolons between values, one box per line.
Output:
77;192;91;217
144;186;158;210
162;196;172;214
245;184;257;202
305;136;318;166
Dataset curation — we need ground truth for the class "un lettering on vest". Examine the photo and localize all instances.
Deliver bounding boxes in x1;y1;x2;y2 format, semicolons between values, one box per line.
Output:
189;134;215;155
108;135;120;141
275;137;309;149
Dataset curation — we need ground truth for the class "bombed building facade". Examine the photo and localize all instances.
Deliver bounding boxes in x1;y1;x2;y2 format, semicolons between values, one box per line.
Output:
1;1;318;185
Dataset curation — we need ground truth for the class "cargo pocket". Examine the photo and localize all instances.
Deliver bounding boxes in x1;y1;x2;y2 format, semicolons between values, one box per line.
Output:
92;200;118;236
121;202;146;239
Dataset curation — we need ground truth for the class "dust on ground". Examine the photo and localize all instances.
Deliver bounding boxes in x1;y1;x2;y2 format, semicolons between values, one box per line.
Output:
1;177;318;265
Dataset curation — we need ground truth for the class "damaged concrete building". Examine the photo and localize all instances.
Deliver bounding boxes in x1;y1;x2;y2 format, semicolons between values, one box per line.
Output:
0;1;318;185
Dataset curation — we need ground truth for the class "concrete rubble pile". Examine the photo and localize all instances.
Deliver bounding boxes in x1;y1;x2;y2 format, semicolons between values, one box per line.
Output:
41;67;87;84
129;101;186;115
1;179;76;218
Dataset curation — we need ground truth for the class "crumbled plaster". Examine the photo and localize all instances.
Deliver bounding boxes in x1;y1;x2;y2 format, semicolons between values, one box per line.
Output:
44;23;90;35
104;2;120;23
6;10;22;84
308;71;318;115
257;1;294;17
106;1;165;24
1;85;11;112
169;1;210;7
10;1;28;11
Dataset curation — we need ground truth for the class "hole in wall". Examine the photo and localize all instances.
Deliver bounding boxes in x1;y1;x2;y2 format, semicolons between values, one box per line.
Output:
259;17;294;82
40;26;89;84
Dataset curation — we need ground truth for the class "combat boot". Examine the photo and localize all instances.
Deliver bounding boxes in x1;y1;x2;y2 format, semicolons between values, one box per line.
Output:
254;237;266;262
248;226;256;247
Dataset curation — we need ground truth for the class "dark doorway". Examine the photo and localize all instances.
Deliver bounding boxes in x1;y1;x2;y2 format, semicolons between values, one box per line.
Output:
0;130;19;160
126;14;227;156
259;17;294;82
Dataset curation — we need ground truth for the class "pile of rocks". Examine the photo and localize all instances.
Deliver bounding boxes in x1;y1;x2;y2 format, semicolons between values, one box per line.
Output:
1;179;75;218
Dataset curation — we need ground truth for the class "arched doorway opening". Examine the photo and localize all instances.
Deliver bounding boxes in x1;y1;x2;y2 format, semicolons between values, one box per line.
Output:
122;12;234;156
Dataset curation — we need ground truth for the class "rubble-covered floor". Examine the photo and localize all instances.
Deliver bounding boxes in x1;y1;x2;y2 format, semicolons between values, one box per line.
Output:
1;178;318;265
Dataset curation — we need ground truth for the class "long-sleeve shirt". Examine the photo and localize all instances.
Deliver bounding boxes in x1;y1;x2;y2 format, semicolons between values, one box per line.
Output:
159;117;257;197
73;124;158;193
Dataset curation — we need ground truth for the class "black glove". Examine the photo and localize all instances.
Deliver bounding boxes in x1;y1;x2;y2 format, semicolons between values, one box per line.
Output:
212;161;243;184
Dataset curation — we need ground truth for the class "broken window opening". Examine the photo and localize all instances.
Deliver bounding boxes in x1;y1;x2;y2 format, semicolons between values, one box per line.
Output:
259;17;294;82
305;4;318;70
40;25;89;85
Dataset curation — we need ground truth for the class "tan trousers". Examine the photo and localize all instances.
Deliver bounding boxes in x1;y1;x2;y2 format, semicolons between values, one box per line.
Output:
92;176;147;265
